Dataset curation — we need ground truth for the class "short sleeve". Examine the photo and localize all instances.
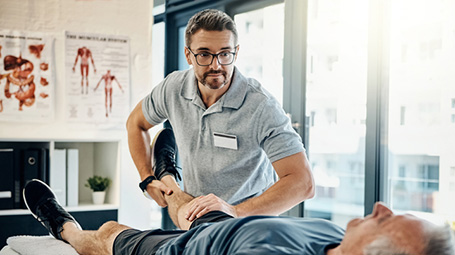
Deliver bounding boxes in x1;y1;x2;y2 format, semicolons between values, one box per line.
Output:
255;99;305;163
142;78;170;126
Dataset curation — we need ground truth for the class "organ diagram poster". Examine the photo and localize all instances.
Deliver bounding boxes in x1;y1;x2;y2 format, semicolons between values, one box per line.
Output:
65;31;130;127
0;30;55;122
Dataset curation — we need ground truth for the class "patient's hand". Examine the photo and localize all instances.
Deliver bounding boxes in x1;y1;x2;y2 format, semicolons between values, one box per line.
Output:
185;194;237;221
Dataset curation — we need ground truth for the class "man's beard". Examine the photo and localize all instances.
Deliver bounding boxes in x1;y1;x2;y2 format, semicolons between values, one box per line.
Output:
200;70;228;90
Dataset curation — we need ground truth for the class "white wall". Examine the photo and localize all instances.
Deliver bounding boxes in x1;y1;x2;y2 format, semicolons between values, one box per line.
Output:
0;0;156;229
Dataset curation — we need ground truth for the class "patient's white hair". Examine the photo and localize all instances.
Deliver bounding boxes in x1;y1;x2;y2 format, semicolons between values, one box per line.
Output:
364;225;455;255
363;236;407;255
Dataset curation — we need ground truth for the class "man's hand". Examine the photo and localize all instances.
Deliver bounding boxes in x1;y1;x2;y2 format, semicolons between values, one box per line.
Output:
145;180;173;207
185;193;237;221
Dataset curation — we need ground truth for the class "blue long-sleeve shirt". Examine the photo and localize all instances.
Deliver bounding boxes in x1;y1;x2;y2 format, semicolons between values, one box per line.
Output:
156;215;344;255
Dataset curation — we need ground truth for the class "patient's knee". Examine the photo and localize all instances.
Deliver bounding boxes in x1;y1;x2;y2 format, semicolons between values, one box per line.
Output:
100;220;119;229
97;221;127;239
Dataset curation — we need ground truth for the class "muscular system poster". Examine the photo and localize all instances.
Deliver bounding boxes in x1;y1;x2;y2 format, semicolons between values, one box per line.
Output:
0;30;54;122
65;31;130;127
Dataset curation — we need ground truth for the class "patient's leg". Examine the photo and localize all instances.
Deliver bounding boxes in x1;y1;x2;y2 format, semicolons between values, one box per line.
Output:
23;179;131;255
161;175;195;230
61;221;130;255
150;128;192;230
62;176;196;254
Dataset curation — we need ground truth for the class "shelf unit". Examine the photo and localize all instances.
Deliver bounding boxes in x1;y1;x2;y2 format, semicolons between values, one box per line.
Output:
53;140;120;208
0;139;120;246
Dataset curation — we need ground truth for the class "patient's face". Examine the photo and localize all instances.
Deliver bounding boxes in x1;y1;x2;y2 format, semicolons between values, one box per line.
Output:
340;202;429;254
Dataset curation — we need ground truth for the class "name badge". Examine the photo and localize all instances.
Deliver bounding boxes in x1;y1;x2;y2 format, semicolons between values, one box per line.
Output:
213;132;238;150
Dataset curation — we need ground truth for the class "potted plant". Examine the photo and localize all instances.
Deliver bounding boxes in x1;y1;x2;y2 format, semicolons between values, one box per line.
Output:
85;175;111;205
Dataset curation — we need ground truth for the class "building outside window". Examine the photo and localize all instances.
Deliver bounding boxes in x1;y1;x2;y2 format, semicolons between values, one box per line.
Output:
304;0;368;227
385;0;455;220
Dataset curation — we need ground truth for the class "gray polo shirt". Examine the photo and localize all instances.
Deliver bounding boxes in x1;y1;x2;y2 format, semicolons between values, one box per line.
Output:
142;67;304;205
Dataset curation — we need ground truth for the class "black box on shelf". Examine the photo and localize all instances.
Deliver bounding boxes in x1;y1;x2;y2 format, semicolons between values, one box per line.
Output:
0;142;50;210
0;149;15;210
19;148;49;209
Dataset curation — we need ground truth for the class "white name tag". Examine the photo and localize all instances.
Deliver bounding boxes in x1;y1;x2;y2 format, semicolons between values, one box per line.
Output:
213;132;238;150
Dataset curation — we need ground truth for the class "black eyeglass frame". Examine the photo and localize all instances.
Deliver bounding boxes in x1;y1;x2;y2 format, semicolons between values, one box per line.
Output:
186;46;238;66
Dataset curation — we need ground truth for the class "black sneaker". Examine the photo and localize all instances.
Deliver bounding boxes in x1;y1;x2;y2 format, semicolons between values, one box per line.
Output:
23;179;81;241
151;128;182;181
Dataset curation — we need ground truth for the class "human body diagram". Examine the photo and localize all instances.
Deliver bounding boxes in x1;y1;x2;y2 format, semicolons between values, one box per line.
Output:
94;70;123;117
72;46;96;94
0;55;36;112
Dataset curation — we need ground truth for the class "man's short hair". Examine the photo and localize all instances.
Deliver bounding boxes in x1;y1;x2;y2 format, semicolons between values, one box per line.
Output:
364;225;455;255
185;9;238;48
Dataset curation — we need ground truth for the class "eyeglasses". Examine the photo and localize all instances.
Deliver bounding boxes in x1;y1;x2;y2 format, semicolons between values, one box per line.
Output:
187;47;237;66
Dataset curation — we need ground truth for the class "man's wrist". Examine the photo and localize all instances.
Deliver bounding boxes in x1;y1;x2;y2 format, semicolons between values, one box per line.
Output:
139;175;157;192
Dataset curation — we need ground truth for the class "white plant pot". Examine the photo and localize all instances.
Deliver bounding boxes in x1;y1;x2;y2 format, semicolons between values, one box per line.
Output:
92;191;106;205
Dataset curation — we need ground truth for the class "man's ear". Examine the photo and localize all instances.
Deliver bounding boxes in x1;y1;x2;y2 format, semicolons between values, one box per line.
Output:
184;47;192;66
234;45;240;62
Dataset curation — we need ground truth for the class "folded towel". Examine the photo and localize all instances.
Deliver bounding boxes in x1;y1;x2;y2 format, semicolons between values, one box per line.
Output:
0;246;20;255
7;235;79;255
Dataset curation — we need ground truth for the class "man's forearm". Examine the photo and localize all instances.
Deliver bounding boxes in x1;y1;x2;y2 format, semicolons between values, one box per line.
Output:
126;114;153;180
234;173;314;217
126;101;155;180
128;130;152;180
128;128;152;180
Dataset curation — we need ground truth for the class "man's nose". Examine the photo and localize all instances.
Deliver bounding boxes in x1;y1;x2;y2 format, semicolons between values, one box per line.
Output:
373;202;393;218
210;56;221;69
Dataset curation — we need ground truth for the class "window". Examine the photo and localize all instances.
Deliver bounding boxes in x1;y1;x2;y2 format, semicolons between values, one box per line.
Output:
400;106;406;125
178;26;189;70
398;165;406;177
384;0;455;218
450;182;455;192
234;3;285;105
152;22;165;86
304;0;368;227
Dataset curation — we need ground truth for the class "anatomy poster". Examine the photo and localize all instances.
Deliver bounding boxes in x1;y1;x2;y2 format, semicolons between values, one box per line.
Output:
65;31;130;127
0;30;54;122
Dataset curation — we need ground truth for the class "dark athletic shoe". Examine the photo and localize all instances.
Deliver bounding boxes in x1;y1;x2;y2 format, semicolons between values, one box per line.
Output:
151;128;182;181
23;179;81;241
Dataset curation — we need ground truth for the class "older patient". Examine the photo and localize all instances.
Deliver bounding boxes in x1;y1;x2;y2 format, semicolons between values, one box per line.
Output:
23;175;454;255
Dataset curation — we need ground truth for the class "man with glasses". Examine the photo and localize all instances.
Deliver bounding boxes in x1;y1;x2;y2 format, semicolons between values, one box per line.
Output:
126;9;314;225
